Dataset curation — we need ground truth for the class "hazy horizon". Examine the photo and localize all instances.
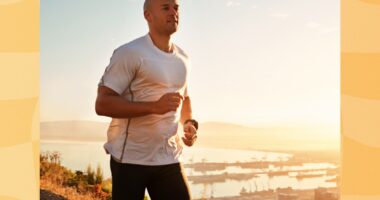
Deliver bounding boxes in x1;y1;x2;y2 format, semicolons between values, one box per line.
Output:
40;120;339;151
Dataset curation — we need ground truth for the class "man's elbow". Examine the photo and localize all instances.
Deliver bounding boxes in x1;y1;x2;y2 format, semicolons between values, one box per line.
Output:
95;98;107;116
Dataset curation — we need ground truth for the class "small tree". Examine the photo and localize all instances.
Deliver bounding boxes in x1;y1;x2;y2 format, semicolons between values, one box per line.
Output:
95;164;104;184
52;151;61;165
86;164;95;185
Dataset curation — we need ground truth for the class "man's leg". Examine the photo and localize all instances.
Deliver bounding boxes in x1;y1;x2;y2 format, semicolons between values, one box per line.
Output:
147;163;191;200
110;156;149;200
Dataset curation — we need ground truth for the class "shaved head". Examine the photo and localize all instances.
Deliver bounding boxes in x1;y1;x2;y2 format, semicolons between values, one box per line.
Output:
143;0;152;11
144;0;179;11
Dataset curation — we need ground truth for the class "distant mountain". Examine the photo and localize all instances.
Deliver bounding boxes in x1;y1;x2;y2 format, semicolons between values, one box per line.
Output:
41;121;108;142
196;122;339;151
41;121;339;151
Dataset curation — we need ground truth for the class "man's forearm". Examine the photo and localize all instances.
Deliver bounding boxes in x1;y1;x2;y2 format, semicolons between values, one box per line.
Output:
96;95;156;118
180;97;192;124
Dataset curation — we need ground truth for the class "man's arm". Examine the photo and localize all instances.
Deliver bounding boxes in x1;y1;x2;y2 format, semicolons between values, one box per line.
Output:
180;96;192;125
180;96;199;147
95;86;183;118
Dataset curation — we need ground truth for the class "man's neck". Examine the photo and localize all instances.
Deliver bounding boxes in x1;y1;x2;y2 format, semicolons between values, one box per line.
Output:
149;31;173;53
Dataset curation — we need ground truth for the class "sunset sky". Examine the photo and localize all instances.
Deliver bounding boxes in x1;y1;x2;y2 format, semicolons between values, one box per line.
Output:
41;0;339;129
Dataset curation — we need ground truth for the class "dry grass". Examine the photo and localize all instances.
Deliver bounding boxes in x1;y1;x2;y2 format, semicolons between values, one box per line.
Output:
40;177;107;200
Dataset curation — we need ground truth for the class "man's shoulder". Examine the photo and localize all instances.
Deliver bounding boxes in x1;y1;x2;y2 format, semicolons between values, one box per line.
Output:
114;35;148;56
174;44;190;60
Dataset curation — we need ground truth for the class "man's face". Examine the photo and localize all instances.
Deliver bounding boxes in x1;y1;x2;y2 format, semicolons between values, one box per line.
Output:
145;0;180;35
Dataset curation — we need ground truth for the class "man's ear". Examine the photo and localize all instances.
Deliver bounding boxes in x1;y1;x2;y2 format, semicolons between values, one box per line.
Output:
144;10;151;22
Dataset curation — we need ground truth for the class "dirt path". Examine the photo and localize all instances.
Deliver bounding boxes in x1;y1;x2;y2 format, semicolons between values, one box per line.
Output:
40;189;67;200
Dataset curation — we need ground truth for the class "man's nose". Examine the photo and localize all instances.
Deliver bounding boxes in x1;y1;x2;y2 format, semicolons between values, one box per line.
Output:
169;7;178;16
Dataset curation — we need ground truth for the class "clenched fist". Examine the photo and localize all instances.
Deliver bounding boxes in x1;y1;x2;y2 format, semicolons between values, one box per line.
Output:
182;122;197;147
153;92;183;114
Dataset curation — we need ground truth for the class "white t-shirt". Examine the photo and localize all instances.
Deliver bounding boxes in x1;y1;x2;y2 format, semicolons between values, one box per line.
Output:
98;34;191;165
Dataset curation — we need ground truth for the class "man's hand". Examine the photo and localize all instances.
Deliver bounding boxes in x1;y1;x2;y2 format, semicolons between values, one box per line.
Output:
153;93;183;114
182;122;197;147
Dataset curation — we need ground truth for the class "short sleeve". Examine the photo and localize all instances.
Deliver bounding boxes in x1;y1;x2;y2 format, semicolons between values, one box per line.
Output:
98;47;140;95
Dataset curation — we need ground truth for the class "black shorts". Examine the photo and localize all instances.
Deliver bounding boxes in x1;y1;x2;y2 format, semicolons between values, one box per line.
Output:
110;156;191;200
